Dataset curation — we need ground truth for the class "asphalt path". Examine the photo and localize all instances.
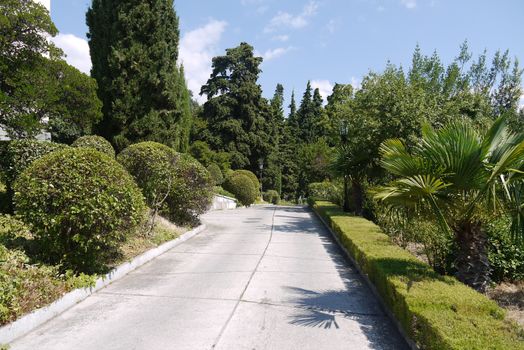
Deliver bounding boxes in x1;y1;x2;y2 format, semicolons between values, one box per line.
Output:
11;206;407;350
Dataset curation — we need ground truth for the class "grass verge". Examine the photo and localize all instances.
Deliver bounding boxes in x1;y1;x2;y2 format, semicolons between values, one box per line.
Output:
312;200;524;350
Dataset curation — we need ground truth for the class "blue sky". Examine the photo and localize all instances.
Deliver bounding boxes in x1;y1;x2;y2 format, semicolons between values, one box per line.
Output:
49;0;524;107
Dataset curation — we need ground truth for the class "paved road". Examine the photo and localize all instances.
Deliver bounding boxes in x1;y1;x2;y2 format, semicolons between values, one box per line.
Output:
11;206;407;350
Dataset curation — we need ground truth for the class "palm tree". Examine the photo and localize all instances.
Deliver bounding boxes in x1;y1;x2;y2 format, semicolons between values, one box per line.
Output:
375;117;524;292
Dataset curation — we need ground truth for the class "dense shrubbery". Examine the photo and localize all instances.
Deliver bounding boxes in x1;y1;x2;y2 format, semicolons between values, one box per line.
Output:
168;153;213;225
1;140;68;185
72;135;115;158
308;181;343;206
14;148;146;273
207;163;223;185
263;190;280;204
487;218;524;282
224;173;257;206
312;201;524;350
118;142;213;226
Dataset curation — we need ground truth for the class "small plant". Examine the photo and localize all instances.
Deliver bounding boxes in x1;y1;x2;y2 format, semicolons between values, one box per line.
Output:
14;148;146;273
72;135;115;158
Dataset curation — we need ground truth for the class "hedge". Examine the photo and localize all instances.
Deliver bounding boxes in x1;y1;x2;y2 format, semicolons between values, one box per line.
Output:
224;173;257;206
311;200;524;350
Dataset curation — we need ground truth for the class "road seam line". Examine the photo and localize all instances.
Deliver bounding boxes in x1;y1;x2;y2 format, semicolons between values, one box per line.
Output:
211;206;277;349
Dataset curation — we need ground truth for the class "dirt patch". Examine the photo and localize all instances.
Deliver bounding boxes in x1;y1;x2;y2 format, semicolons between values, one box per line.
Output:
488;281;524;329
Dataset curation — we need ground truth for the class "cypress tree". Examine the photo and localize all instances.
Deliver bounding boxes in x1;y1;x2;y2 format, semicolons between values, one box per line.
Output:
86;0;191;151
297;81;315;143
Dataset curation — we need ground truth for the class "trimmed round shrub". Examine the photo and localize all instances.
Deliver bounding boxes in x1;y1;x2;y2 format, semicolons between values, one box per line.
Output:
118;141;179;212
234;170;260;196
3;140;69;185
118;142;213;225
169;154;214;225
207;163;224;185
263;190;280;205
13;148;146;273
224;173;257;206
72;135;115;158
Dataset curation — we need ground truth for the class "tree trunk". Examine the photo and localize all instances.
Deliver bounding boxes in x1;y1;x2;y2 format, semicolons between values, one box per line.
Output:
343;176;350;212
453;220;491;293
351;179;363;216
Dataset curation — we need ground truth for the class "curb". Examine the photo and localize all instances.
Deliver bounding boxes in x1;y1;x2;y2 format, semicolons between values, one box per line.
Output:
0;224;207;344
311;209;418;350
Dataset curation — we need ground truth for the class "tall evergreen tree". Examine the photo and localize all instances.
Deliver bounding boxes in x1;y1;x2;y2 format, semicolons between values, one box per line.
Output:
296;81;316;143
200;42;272;172
86;0;192;151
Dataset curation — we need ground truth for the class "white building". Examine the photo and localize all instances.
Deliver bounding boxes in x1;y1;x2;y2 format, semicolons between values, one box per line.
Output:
0;0;52;141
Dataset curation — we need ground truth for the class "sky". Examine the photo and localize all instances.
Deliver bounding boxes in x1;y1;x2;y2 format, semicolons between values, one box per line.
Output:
49;0;524;107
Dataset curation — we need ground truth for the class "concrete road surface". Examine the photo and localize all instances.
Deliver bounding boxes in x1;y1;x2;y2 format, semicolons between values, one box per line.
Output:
10;206;408;350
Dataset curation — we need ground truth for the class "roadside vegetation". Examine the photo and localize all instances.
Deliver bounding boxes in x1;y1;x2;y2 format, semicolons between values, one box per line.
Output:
1;0;523;348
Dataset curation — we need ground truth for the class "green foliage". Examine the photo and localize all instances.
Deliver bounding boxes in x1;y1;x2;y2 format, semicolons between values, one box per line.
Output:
224;173;257;207
168;153;213;225
117;141;179;212
233;170;260;196
0;1;102;139
72;135;115;158
189;141;231;171
0;243;95;326
262;190;280;205
207;163;224;185
214;186;235;199
375;117;524;291
312;200;524;350
308;181;343;207
487;218;524;282
87;0;191;151
199;43;272;171
13;148;146;273
118;142;213;225
2;140;69;186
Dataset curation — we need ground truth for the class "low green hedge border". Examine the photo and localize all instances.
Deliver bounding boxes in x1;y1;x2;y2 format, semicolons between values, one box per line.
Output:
311;200;524;350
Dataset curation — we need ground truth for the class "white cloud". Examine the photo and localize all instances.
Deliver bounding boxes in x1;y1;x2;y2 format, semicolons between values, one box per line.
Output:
519;93;524;109
311;80;334;103
351;76;361;90
272;34;289;42
401;0;417;9
259;47;293;61
179;20;228;104
265;1;319;32
51;33;91;74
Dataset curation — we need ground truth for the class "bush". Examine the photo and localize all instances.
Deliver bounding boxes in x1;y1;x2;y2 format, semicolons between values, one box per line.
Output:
118;142;213;226
207;163;224;185
263;190;280;204
308;181;343;206
72;135;115;158
487;218;524;282
224;173;257;206
168;153;213;225
117;141;178;209
234;170;260;196
312;200;524;350
13;148;146;273
2;140;69;185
